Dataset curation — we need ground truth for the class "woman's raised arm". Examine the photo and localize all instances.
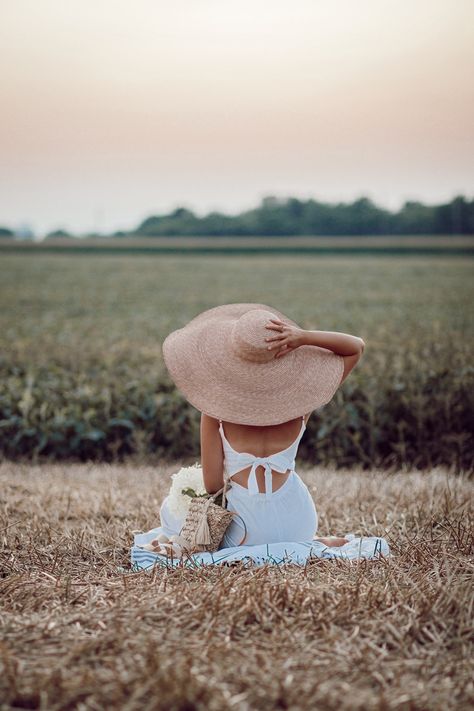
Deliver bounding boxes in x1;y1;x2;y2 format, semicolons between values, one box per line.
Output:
299;329;365;356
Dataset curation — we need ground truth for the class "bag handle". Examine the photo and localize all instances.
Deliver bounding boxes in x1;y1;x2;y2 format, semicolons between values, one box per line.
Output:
230;510;248;546
209;475;230;509
209;478;248;546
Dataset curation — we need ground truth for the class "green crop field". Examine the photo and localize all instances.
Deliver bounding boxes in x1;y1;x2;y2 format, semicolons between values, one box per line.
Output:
1;253;473;470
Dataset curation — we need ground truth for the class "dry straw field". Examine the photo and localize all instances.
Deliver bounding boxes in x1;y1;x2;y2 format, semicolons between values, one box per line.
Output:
1;462;472;710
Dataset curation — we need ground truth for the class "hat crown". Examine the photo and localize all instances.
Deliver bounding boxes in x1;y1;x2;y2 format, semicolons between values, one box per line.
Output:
230;309;279;363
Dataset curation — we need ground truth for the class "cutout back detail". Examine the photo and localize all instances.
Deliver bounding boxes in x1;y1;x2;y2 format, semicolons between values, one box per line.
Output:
218;416;306;497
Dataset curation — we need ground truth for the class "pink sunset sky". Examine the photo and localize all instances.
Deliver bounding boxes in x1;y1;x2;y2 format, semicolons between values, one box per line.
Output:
1;0;473;235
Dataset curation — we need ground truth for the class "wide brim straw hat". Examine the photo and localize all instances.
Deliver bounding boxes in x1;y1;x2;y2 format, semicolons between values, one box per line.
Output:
162;302;344;426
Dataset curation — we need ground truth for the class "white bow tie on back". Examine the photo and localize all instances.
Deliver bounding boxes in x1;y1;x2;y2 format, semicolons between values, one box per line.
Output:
234;453;293;498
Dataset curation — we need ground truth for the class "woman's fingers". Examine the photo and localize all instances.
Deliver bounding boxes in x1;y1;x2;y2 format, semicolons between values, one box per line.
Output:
265;325;287;344
265;318;285;330
275;345;294;358
265;319;295;355
267;337;288;349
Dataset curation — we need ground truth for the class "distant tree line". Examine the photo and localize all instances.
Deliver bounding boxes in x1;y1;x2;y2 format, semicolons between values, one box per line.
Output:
0;226;35;239
134;195;474;237
1;194;473;240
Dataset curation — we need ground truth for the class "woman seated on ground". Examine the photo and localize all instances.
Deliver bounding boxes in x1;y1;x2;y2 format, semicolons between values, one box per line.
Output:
154;303;365;553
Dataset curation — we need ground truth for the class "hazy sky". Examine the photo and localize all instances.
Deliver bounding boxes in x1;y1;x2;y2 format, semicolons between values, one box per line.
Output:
1;0;473;235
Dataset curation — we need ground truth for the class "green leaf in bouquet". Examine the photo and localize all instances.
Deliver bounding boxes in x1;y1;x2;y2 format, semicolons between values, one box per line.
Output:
181;487;198;498
180;487;211;499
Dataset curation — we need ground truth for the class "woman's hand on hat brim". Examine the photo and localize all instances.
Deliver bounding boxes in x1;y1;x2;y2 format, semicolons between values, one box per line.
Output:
264;318;305;358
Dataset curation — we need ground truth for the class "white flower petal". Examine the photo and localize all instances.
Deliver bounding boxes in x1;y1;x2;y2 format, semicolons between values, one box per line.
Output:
166;464;207;518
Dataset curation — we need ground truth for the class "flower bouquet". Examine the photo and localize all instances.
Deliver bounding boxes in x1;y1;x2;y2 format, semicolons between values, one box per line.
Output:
166;463;225;519
139;464;233;558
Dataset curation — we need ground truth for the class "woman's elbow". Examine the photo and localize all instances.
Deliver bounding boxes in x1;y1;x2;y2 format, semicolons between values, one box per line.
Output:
202;468;225;495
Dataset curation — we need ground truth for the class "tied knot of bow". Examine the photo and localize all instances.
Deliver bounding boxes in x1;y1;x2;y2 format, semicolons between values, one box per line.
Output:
246;457;289;498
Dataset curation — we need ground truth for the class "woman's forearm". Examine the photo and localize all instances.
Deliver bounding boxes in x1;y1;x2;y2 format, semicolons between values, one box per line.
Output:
300;329;365;356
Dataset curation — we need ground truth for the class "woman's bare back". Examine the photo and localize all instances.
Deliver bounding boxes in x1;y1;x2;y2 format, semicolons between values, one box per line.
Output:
220;412;311;493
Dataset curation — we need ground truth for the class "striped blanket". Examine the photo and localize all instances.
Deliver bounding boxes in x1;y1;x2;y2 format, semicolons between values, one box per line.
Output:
131;530;391;570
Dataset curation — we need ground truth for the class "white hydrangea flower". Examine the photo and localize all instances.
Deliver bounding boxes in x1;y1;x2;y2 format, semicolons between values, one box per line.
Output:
166;463;208;518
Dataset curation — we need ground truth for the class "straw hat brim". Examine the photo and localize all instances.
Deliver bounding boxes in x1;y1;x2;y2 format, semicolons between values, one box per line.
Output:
162;303;344;426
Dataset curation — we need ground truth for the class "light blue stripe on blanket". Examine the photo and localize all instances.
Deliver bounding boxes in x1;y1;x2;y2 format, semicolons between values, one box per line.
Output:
130;536;391;571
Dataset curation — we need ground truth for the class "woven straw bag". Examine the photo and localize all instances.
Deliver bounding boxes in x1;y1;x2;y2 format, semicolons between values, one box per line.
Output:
178;478;247;554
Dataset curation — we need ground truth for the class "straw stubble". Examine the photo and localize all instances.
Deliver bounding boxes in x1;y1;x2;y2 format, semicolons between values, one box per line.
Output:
0;462;472;710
